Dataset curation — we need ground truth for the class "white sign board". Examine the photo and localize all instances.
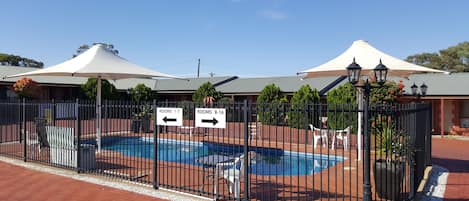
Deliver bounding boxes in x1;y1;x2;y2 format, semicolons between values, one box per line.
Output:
195;108;226;128
156;107;183;126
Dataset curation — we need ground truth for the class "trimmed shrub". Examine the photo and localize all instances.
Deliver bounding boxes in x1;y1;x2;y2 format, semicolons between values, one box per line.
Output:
81;78;119;100
326;82;357;130
288;85;320;128
130;83;154;102
257;84;287;125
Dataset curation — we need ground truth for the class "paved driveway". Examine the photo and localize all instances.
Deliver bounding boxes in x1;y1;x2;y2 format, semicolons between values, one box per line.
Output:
432;137;469;201
0;162;166;201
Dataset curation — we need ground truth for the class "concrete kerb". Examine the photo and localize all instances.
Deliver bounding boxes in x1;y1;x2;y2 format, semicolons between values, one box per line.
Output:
432;135;469;141
0;156;211;201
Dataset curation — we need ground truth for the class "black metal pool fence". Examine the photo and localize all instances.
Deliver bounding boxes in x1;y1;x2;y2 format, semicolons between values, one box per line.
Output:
0;99;431;201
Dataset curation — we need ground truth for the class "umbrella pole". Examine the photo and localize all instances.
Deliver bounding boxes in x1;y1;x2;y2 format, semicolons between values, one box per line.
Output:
357;88;363;161
97;77;102;153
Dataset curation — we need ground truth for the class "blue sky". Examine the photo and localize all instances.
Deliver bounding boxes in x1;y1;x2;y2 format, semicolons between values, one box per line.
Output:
1;0;468;77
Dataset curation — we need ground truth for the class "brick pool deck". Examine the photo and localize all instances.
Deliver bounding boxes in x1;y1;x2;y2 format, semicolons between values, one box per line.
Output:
0;161;167;201
0;120;416;200
432;136;469;201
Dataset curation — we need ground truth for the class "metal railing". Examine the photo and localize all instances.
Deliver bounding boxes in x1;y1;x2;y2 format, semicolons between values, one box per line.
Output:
0;99;432;200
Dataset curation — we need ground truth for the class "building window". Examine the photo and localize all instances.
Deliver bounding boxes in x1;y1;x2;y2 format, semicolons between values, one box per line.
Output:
460;100;469;128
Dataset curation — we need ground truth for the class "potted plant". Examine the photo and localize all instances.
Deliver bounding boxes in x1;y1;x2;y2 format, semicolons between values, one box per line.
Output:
140;106;151;133
131;113;142;133
373;121;413;200
131;106;152;133
129;84;154;133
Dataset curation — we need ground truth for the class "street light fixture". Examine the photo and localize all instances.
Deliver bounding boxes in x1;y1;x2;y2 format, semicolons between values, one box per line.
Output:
346;58;389;201
374;59;388;85
411;82;428;99
346;57;362;85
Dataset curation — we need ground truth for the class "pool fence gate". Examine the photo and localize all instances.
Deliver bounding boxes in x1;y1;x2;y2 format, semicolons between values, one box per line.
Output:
0;99;432;200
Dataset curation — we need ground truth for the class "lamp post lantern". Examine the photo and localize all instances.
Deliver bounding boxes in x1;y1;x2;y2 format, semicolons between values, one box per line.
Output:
411;82;428;100
420;83;428;96
374;59;388;85
346;58;388;201
346;57;362;85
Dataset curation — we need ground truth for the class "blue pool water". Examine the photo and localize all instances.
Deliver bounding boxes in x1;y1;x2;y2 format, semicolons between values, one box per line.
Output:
100;137;345;176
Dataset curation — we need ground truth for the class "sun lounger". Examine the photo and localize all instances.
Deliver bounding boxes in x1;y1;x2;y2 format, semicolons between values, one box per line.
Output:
46;126;96;170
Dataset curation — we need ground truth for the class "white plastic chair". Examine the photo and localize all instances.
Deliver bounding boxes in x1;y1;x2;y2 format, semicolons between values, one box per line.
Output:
309;124;329;149
332;126;351;150
214;154;246;199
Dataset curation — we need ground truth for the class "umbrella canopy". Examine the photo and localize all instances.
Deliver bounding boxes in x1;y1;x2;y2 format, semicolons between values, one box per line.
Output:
6;44;182;80
300;40;447;78
299;40;447;161
5;44;184;152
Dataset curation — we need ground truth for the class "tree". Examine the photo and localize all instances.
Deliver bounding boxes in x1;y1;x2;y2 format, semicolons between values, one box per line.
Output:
0;53;43;68
129;84;154;102
406;41;469;72
257;84;287;125
288;85;320;128
369;79;404;104
192;82;223;103
81;78;119;100
326;83;357;130
73;43;119;58
326;79;404;130
12;77;42;99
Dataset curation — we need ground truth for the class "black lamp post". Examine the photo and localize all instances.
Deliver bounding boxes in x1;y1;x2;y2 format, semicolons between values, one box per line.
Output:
346;58;388;201
411;82;428;100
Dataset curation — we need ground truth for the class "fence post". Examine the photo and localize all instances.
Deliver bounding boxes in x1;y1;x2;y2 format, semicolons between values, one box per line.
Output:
52;99;56;126
153;99;159;189
22;98;27;162
76;99;82;173
104;100;108;134
427;104;432;166
363;82;372;201
18;99;23;143
243;99;249;200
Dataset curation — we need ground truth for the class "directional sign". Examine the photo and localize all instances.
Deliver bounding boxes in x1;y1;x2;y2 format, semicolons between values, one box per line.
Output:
156;107;183;126
195;108;226;128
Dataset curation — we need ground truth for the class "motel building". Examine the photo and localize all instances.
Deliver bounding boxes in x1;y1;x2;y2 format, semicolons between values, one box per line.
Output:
2;65;468;136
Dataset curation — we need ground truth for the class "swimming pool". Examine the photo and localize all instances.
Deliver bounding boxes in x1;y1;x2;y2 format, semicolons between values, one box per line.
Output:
100;137;345;176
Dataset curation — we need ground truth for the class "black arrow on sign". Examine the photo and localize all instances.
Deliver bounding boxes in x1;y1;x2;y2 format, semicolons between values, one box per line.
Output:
202;117;218;125
163;116;177;123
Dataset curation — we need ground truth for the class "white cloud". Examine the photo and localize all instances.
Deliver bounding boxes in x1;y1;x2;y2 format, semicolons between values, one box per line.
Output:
258;9;287;20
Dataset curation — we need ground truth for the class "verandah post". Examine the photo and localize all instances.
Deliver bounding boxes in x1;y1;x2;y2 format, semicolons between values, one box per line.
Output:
153;99;159;189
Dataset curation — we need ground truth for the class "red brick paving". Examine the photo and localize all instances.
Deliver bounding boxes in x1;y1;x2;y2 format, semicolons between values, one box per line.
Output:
432;137;469;201
0;161;166;201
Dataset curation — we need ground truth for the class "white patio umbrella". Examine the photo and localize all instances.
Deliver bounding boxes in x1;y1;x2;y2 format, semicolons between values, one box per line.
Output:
5;44;184;152
299;40;447;160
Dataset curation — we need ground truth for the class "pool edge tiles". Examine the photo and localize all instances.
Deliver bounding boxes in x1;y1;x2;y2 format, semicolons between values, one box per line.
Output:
141;136;204;147
283;150;347;162
141;137;347;162
103;136;347;176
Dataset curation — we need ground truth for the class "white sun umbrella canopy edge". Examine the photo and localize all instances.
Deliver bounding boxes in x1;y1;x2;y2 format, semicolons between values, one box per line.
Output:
298;39;448;161
4;44;186;152
299;39;447;78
